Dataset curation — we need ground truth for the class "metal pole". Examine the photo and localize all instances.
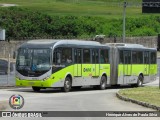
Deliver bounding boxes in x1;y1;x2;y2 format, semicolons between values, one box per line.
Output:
122;1;127;43
7;53;10;86
159;66;160;89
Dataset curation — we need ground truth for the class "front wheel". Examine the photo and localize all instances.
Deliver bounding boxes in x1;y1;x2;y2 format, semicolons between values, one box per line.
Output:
32;87;41;92
62;77;72;92
99;76;107;90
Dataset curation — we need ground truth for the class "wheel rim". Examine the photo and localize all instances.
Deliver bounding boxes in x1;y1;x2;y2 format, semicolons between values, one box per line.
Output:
139;80;142;86
65;80;70;89
64;78;71;91
101;77;106;89
138;76;143;86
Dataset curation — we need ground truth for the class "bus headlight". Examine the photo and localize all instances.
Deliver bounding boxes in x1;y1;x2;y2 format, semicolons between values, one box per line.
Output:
43;77;50;81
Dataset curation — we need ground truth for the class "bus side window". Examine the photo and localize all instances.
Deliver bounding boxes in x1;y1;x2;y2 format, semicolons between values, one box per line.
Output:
150;52;156;64
144;51;149;64
132;51;143;64
74;49;77;63
92;49;99;64
53;48;61;64
62;48;72;64
74;49;82;63
119;50;123;64
100;49;108;64
83;49;90;63
92;50;95;63
132;51;137;64
137;51;143;64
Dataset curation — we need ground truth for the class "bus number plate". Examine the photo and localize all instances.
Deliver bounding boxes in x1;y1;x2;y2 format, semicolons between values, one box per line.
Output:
29;82;35;85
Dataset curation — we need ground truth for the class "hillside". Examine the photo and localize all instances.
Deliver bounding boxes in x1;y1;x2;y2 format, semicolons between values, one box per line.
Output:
0;0;147;18
0;0;160;40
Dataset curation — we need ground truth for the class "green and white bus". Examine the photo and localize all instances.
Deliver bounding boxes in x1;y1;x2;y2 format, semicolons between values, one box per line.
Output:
16;40;110;92
15;40;157;92
108;43;157;87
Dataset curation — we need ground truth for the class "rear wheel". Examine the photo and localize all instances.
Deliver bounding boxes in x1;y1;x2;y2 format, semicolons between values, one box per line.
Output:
137;75;143;87
99;76;107;90
62;77;72;92
32;87;41;92
72;86;82;90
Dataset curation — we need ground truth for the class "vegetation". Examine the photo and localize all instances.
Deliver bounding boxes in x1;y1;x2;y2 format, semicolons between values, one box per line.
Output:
0;0;160;40
0;0;143;17
119;87;160;107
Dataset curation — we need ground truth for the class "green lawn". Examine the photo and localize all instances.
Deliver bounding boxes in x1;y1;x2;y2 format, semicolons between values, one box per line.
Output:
0;0;156;18
119;87;160;107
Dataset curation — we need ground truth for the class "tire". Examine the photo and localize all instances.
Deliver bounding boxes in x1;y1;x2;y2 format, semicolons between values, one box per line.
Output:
99;76;107;90
32;87;41;92
72;86;81;90
137;75;143;87
111;84;120;88
62;77;72;92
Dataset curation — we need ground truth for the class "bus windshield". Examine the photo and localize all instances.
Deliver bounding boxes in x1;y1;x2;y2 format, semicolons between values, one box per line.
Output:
16;48;51;76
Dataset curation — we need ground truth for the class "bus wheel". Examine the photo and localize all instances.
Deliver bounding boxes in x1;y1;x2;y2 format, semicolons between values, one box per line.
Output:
62;77;72;92
32;87;41;92
99;76;107;90
72;86;81;90
137;75;143;87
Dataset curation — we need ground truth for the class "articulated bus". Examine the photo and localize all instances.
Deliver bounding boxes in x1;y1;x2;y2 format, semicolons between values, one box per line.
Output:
15;40;157;92
108;43;157;87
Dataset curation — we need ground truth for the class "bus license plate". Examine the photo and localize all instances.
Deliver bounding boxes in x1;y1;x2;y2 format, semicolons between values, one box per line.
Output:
29;82;35;85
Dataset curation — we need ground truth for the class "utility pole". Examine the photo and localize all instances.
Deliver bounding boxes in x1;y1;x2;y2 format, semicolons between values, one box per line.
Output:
122;1;127;43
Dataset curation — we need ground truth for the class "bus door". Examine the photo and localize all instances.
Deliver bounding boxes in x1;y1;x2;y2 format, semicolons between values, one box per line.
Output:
74;49;82;76
123;51;131;76
144;51;149;75
92;49;99;77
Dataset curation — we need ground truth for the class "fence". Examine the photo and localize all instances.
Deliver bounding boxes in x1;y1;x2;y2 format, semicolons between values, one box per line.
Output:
0;41;25;86
0;55;15;86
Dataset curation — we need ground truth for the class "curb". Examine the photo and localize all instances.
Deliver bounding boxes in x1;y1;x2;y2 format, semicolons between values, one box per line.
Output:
0;86;16;89
116;91;160;111
0;86;30;89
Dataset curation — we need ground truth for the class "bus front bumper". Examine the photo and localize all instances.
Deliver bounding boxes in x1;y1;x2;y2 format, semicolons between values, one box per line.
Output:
16;78;52;87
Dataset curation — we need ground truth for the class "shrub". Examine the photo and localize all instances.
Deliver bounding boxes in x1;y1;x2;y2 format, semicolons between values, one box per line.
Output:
0;7;159;40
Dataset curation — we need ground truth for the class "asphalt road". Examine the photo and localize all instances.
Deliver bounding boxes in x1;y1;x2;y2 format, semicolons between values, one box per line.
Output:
0;83;159;120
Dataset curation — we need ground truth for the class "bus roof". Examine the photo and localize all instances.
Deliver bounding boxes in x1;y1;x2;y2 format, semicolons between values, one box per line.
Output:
106;43;144;48
19;39;105;48
105;43;156;50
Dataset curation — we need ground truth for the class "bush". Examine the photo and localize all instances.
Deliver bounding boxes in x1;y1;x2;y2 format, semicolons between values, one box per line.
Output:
0;7;160;40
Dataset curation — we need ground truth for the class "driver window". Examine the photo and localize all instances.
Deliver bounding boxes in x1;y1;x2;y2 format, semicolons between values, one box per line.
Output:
53;48;62;64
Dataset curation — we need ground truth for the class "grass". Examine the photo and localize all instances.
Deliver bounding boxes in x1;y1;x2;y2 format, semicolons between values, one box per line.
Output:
0;0;158;18
119;86;160;107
